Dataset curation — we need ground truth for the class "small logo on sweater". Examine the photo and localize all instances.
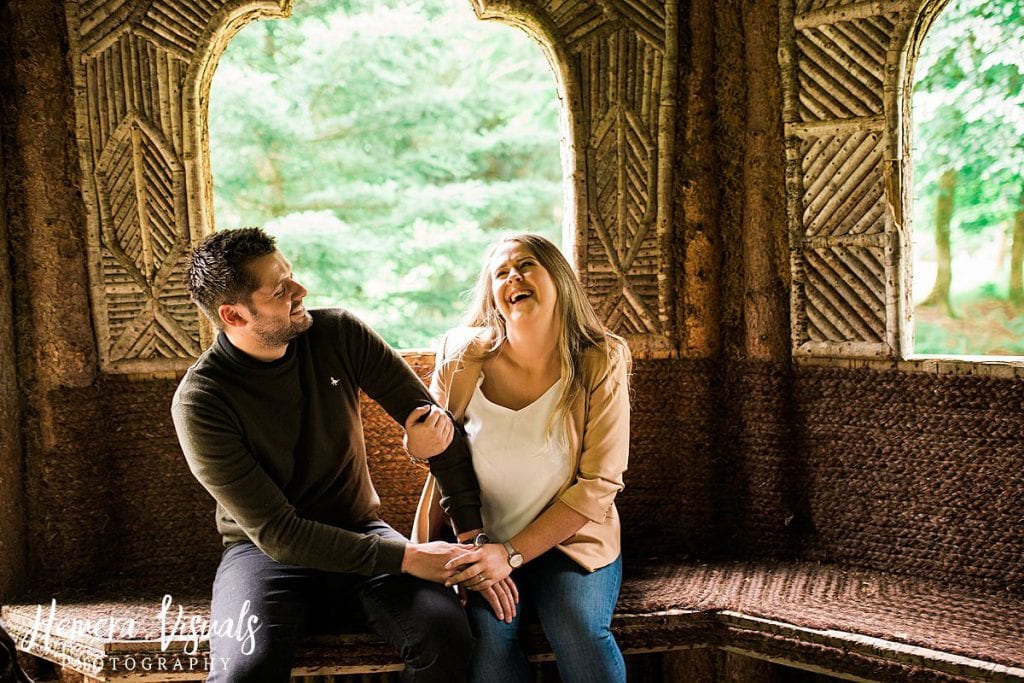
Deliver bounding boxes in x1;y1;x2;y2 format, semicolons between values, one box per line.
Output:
330;377;340;386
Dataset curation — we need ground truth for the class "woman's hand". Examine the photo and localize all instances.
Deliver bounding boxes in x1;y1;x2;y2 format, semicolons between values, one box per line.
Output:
444;543;513;590
404;405;454;459
460;576;519;623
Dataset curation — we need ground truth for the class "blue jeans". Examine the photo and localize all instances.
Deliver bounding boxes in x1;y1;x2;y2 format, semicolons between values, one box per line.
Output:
466;550;624;683
208;521;473;682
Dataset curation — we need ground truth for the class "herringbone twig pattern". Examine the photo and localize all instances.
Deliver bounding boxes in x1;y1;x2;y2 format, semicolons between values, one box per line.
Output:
70;4;205;368
783;0;905;355
801;132;886;238
803;246;886;342
796;16;893;120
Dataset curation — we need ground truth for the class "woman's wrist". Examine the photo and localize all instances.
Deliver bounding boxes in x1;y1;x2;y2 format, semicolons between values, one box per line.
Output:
497;539;525;569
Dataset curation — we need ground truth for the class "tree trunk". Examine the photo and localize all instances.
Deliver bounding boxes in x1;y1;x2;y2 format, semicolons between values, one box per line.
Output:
921;168;956;317
258;26;286;217
1008;186;1024;307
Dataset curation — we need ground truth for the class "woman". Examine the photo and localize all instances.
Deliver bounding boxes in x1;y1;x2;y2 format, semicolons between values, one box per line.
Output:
412;233;631;682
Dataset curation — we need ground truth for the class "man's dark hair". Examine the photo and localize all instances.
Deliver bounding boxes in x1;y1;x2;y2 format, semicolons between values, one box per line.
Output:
186;227;277;327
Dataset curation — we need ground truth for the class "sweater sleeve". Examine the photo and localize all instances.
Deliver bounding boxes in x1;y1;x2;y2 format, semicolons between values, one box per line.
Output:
172;391;407;575
341;313;483;533
559;345;631;523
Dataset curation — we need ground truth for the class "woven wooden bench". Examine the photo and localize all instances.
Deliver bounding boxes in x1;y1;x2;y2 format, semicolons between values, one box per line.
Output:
5;560;1022;682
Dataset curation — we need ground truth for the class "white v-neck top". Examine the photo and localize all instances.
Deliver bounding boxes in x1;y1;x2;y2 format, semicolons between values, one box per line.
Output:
463;375;571;542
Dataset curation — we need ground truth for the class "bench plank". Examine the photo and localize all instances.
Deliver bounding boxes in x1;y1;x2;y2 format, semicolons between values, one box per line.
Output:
5;561;1022;682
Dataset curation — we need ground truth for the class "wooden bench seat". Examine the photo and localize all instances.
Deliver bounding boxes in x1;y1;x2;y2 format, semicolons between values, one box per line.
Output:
6;560;1022;682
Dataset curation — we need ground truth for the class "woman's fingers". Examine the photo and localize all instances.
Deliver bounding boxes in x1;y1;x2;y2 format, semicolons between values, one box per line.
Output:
479;586;505;621
493;579;516;622
467;573;491;591
501;576;520;604
404;405;431;430
446;565;479;586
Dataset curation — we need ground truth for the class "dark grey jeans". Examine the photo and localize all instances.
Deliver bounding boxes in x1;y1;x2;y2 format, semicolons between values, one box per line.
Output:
207;521;473;682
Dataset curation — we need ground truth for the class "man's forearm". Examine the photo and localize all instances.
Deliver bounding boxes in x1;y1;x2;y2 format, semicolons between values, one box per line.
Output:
427;420;483;533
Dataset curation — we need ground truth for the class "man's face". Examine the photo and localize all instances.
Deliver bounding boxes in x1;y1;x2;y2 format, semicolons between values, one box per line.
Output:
236;250;312;348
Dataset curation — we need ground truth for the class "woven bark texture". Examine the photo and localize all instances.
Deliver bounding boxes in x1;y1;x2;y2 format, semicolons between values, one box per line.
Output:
793;365;1024;595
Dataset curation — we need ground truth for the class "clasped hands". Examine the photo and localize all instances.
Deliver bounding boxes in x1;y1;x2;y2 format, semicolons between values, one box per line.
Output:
446;542;519;624
403;540;518;623
402;407;518;621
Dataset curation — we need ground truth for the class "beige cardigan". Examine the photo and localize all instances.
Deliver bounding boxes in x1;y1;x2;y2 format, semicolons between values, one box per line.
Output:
412;328;630;571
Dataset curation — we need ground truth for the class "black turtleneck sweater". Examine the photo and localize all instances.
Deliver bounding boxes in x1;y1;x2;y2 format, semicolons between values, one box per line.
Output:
171;308;481;575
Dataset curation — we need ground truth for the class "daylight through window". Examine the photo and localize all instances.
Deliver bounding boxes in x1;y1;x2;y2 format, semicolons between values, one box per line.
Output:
209;0;564;348
910;0;1024;355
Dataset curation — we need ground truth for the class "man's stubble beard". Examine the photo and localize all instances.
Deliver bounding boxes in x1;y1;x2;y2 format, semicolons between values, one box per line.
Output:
251;310;313;349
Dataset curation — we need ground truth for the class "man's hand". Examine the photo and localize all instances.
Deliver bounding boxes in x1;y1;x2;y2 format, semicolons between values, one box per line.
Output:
400;541;464;583
404;405;454;459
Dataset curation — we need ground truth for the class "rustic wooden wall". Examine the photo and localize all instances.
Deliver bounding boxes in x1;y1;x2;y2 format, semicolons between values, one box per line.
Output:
0;0;28;601
1;0;99;602
779;0;944;359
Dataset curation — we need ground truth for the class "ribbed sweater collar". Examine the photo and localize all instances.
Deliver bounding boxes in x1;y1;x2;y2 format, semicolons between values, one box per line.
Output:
216;331;297;371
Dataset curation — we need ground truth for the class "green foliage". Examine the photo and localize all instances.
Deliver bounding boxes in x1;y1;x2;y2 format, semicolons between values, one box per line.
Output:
911;0;1023;355
912;0;1023;239
209;0;563;347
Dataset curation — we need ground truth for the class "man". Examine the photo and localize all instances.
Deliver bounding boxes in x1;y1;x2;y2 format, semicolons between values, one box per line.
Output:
172;228;483;682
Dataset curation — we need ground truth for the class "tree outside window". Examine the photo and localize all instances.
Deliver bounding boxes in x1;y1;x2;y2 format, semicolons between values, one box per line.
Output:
912;0;1024;355
209;0;564;348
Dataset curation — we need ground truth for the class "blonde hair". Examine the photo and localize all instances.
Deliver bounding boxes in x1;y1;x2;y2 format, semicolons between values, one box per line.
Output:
442;233;629;430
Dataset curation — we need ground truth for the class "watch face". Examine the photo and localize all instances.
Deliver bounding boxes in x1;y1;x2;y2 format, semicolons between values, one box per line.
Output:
509;553;524;568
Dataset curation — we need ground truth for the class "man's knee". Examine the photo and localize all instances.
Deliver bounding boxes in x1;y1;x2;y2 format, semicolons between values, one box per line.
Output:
403;587;475;675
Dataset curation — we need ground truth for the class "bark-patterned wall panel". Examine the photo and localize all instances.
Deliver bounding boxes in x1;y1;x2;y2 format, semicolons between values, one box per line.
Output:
541;0;678;355
781;0;908;358
69;0;677;372
66;0;241;372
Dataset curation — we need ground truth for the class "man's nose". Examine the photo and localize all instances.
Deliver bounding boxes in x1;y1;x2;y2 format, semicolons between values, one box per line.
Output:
292;281;308;299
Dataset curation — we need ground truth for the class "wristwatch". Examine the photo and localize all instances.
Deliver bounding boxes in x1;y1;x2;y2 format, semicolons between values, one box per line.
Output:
472;533;490;548
503;541;524;569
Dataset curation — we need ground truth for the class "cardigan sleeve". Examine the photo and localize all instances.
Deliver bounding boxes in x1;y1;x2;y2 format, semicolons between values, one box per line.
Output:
558;344;630;523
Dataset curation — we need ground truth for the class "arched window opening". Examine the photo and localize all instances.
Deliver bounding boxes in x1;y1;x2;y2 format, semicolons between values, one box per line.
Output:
911;0;1024;356
209;0;564;348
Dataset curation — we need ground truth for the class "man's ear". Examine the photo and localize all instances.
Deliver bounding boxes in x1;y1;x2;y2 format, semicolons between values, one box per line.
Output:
218;303;249;329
